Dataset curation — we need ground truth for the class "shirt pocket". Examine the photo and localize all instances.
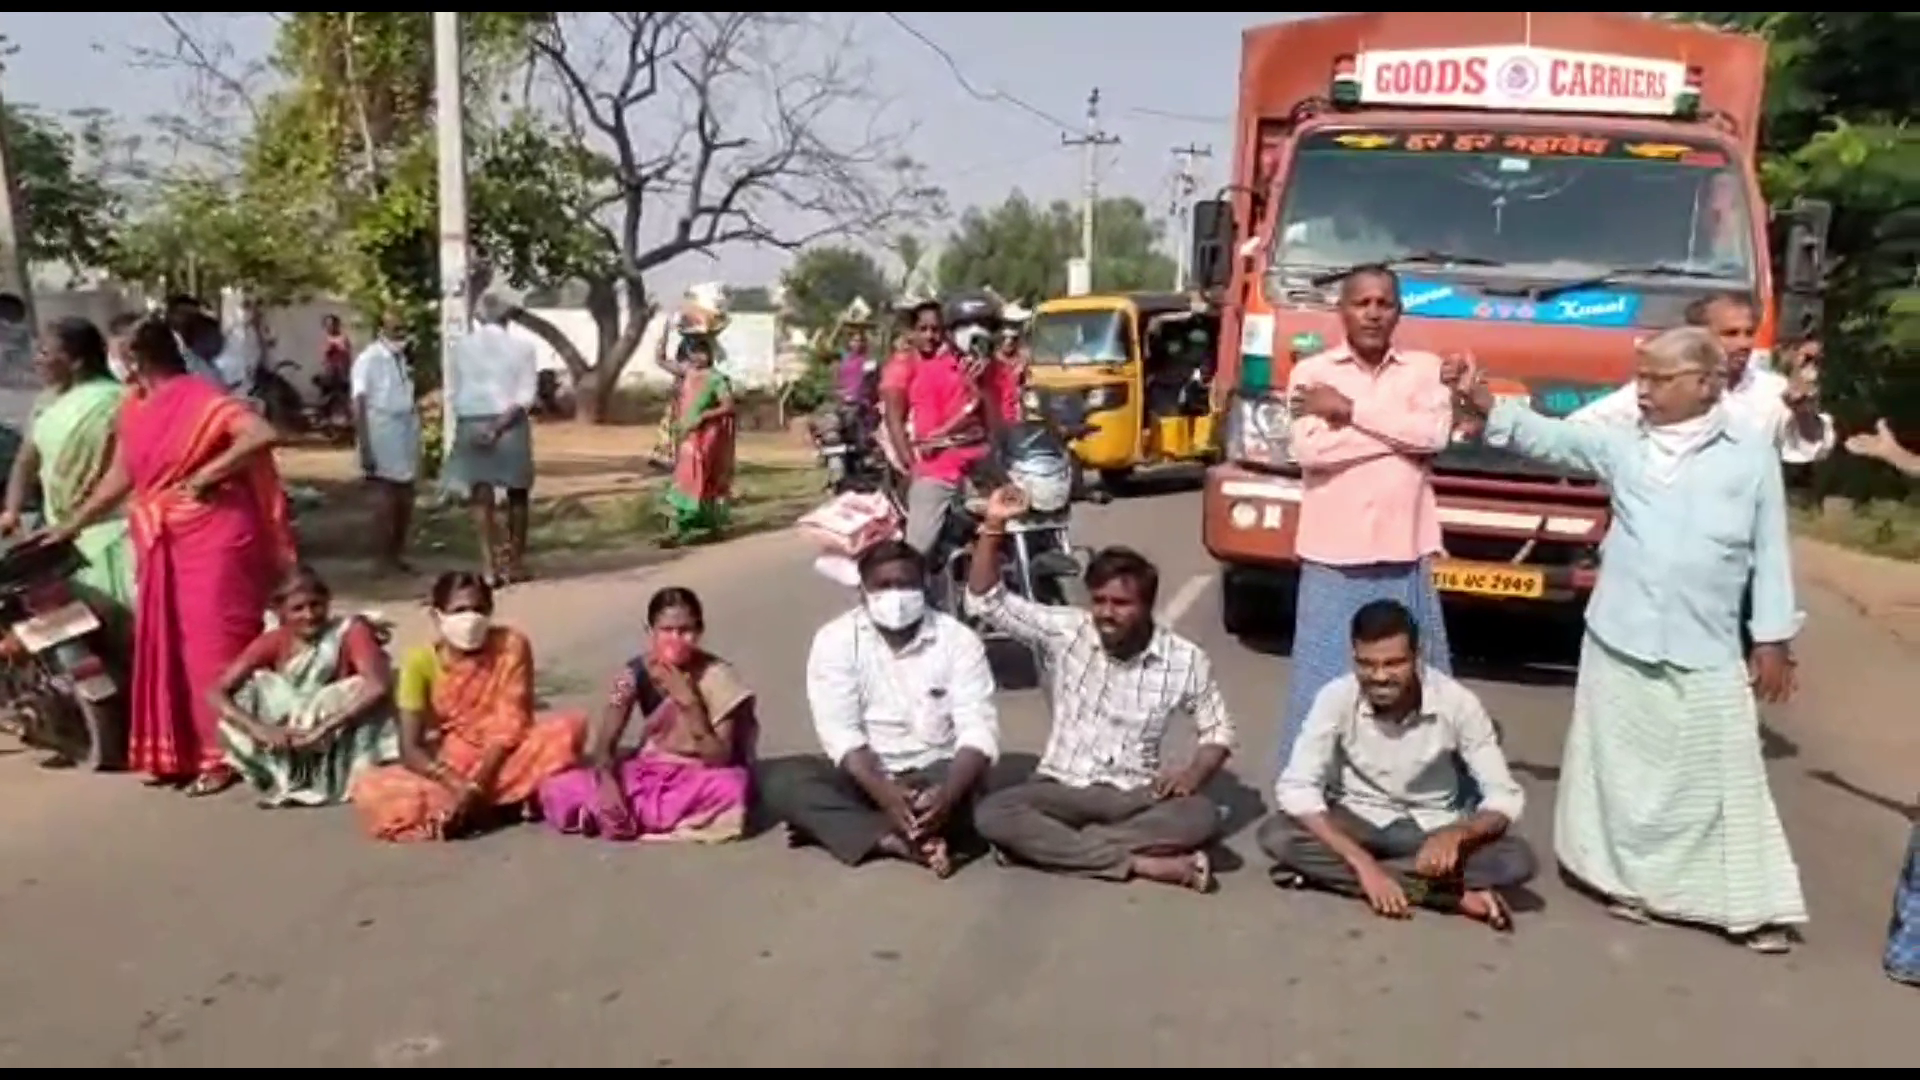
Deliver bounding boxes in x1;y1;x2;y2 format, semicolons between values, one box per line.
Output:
913;686;956;747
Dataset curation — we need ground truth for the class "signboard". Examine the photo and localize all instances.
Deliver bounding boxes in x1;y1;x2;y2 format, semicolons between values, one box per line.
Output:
1400;276;1643;329
1356;46;1688;117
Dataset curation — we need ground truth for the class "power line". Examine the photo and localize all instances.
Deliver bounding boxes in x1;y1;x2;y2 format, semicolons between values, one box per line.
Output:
1127;105;1231;125
880;14;1077;132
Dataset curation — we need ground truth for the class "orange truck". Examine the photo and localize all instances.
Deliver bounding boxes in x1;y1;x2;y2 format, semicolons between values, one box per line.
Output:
1189;11;1831;635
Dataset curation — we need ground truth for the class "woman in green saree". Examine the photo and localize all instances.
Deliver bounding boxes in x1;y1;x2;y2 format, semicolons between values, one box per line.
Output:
662;333;737;544
209;565;400;807
0;317;136;616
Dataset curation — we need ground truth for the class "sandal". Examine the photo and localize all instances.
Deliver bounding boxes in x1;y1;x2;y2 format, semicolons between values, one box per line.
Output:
1185;850;1215;894
1474;889;1515;933
1741;927;1792;955
185;768;238;798
1606;899;1652;925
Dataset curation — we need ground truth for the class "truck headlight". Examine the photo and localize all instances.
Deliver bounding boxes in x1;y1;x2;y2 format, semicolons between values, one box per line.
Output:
1224;395;1292;464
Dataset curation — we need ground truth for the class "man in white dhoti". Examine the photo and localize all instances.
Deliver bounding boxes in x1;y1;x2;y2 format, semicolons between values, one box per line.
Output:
351;312;420;574
1456;326;1806;954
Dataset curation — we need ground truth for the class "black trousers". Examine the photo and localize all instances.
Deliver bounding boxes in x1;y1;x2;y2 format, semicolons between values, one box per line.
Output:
1257;807;1537;906
759;756;981;866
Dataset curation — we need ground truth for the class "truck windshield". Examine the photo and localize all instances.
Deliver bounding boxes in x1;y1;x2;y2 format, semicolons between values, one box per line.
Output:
1029;309;1131;365
1270;128;1757;285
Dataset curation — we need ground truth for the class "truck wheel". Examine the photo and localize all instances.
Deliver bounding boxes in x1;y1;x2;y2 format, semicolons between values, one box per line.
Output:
1220;567;1299;643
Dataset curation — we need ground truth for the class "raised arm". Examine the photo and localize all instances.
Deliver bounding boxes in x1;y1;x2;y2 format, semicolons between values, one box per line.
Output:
1481;399;1621;479
1567;382;1641;428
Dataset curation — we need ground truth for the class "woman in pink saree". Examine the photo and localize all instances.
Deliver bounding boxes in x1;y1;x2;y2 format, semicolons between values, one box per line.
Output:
538;587;757;842
46;317;295;794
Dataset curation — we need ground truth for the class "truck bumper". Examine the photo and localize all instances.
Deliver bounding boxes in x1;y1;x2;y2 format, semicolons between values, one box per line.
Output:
1202;463;1606;606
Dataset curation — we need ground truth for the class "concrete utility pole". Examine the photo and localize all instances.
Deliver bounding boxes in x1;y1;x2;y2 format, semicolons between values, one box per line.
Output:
432;12;469;468
1061;88;1121;276
1168;143;1213;290
0;82;35;327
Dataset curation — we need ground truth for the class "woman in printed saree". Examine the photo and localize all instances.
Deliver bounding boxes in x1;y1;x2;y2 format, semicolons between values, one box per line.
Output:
662;333;737;544
209;565;399;807
349;572;586;842
538;586;757;842
0;317;136;616
41;317;295;796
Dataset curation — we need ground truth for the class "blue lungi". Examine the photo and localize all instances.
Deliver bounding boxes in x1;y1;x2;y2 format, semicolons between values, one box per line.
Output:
1278;558;1454;770
441;414;534;499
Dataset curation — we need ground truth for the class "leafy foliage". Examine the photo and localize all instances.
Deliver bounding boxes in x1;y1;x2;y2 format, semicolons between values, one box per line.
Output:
1;102;120;273
1673;14;1919;496
780;245;894;341
935;194;1177;302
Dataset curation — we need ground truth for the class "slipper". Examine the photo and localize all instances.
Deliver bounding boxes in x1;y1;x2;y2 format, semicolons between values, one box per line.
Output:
1481;890;1515;933
1186;850;1215;894
1606;900;1652;925
1741;928;1792;955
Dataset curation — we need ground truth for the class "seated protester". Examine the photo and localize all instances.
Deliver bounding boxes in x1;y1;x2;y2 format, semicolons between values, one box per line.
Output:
209;565;400;807
965;487;1233;893
349;571;586;842
538;586;758;843
1261;599;1536;930
761;540;999;878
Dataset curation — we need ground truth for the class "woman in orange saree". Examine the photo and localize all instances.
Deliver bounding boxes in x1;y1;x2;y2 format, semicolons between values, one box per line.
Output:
44;317;294;794
349;571;586;841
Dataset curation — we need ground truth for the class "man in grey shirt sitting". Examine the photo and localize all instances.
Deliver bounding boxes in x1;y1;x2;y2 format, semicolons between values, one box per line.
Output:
1262;599;1536;930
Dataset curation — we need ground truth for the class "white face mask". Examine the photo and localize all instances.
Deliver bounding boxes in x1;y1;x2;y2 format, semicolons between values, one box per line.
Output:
437;610;492;652
864;588;926;631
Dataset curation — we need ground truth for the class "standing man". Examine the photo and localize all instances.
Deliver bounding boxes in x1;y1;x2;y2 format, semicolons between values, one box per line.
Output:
1279;265;1456;766
1570;292;1834;465
351;312;420;575
879;298;988;558
965;488;1234;892
764;540;1000;878
1457;326;1806;954
443;293;539;585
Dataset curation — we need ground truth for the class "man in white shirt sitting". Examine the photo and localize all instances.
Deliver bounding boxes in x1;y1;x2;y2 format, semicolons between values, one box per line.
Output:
1264;599;1536;930
764;540;1000;878
965;487;1236;893
444;293;541;584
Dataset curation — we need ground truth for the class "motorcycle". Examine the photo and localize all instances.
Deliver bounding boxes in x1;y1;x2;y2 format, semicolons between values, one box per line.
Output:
254;361;353;445
806;403;890;495
933;419;1087;620
0;536;127;769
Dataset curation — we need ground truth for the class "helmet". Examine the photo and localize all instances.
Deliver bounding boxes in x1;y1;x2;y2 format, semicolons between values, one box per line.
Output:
1007;442;1074;514
942;289;1003;332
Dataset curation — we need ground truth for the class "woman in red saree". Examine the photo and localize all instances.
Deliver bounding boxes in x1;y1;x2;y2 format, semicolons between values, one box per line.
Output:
46;317;295;795
661;333;736;544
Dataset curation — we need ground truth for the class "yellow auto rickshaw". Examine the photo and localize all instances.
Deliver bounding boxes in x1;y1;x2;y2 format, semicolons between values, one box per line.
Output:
1021;292;1221;489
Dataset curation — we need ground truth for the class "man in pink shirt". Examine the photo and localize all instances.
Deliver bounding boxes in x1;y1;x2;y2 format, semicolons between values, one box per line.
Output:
880;299;996;556
1279;265;1457;765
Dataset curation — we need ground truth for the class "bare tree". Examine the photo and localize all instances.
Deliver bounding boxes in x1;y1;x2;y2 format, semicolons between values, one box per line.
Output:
513;11;938;421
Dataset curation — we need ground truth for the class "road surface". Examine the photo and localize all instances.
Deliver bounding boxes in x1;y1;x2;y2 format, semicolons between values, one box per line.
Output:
0;485;1913;1066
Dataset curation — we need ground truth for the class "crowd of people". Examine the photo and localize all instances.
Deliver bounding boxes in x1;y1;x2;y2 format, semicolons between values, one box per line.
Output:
0;272;1912;985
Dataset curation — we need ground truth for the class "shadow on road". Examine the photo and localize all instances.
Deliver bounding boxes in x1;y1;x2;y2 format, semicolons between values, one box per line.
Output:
1807;768;1917;822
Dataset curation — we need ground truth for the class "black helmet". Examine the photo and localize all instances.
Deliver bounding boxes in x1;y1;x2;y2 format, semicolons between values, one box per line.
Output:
942;289;1003;330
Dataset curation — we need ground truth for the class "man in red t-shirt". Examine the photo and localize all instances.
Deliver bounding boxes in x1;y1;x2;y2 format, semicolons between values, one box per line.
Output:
880;299;998;555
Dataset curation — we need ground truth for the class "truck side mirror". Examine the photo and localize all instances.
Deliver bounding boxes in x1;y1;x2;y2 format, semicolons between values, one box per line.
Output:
1782;197;1831;293
1190;198;1235;292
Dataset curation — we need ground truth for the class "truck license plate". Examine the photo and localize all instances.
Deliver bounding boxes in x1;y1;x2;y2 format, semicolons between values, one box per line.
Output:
14;601;101;653
1431;560;1545;600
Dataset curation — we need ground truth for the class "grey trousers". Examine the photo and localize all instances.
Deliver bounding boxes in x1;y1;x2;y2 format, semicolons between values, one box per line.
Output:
759;755;977;867
903;477;957;555
1257;806;1537;904
974;778;1220;880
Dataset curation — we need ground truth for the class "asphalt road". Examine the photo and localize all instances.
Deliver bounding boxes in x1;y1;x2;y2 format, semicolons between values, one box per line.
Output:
0;484;1913;1066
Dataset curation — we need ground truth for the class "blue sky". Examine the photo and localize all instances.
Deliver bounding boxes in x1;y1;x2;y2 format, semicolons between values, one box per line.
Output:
4;12;1318;294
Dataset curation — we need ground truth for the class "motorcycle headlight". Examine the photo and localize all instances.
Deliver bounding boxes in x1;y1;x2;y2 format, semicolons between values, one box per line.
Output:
1224;395;1292;465
1020;388;1041;415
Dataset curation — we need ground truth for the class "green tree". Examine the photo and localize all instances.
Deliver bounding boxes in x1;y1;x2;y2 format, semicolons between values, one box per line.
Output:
781;245;894;342
497;13;938;421
1;102;120;274
935;193;1178;302
1673;13;1919;494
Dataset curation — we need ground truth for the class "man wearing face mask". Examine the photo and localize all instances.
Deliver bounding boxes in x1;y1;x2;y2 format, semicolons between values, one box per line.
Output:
964;488;1236;892
763;540;1000;877
351;312;420;574
1457;326;1805;954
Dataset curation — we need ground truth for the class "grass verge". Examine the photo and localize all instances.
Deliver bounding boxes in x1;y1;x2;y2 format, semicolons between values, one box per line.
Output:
1792;498;1920;562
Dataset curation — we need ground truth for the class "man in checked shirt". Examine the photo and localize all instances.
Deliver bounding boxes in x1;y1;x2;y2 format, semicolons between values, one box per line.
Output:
964;486;1235;892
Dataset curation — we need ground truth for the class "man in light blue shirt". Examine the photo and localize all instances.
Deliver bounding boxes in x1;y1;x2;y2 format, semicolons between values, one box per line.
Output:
1455;325;1807;955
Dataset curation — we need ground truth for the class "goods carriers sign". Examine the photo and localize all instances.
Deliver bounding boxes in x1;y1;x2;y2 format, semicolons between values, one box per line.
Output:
1355;46;1689;117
